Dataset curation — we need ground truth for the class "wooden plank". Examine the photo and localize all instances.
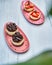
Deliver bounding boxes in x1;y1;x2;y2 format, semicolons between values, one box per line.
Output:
0;0;19;64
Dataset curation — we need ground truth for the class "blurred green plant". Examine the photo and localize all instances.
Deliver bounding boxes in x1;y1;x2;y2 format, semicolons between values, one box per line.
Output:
11;50;52;65
48;7;52;16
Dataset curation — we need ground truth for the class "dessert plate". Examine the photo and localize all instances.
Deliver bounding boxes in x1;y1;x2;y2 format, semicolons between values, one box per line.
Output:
21;0;45;24
4;22;29;53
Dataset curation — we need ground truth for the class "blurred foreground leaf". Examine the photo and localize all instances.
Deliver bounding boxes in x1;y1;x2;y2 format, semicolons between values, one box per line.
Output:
48;7;52;16
13;51;52;65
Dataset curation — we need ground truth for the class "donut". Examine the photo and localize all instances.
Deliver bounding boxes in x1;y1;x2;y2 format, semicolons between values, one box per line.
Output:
5;23;17;35
29;10;41;20
12;32;24;46
24;1;34;12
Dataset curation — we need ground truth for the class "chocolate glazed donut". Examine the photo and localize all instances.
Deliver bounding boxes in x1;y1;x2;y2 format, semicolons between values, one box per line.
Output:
5;23;17;35
12;32;24;46
6;23;17;32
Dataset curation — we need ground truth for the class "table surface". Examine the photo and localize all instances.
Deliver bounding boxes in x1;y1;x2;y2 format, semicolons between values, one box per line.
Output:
0;0;52;64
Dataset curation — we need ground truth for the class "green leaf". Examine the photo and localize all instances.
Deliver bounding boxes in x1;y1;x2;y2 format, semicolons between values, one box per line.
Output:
48;8;52;15
13;51;52;65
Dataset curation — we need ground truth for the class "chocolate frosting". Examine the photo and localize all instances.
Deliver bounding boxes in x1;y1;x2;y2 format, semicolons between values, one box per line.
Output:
12;32;23;43
6;23;17;32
